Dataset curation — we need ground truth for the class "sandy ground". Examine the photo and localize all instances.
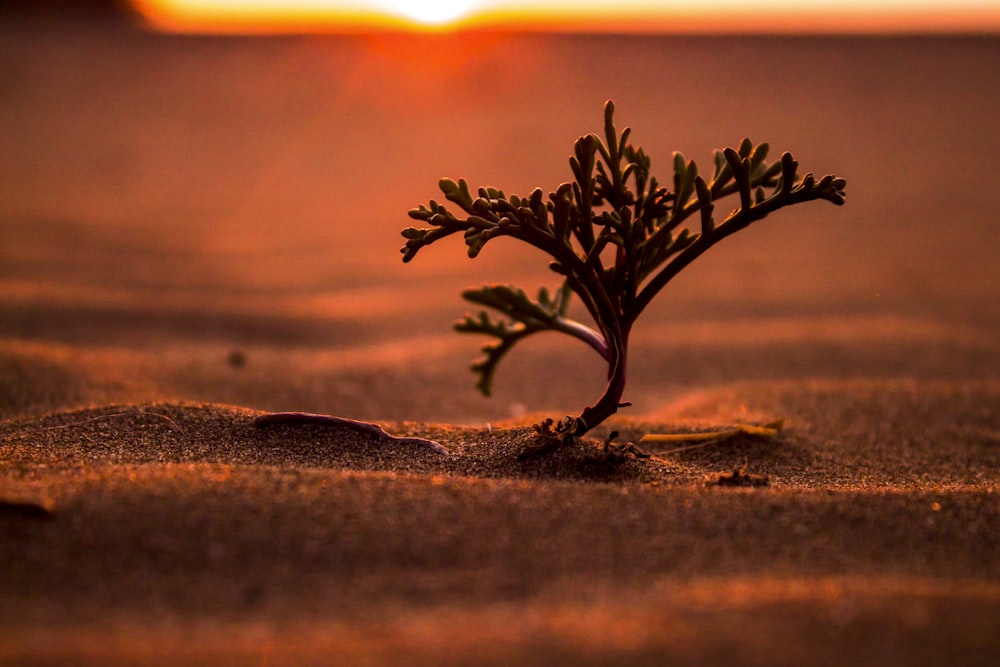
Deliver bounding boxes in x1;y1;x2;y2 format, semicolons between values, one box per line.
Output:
2;381;999;665
2;19;1000;665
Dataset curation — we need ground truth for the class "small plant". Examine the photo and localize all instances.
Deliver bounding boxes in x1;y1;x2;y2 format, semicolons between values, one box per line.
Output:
402;101;845;450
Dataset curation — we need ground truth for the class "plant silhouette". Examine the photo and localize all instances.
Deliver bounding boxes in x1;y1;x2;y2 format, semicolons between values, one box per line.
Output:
403;101;846;450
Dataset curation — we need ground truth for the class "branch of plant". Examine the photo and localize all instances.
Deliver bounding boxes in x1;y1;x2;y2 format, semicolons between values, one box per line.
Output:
401;100;845;449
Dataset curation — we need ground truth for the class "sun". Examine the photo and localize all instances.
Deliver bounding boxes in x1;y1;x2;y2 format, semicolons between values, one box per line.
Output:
381;0;477;25
129;0;485;33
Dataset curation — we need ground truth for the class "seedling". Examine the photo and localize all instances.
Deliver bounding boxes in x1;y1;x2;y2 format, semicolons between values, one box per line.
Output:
403;101;845;451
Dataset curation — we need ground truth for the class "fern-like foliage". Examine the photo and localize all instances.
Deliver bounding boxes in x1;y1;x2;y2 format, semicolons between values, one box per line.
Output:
402;101;845;443
454;283;574;396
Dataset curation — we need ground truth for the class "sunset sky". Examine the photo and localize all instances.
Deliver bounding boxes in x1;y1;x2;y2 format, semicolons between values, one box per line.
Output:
130;0;1000;33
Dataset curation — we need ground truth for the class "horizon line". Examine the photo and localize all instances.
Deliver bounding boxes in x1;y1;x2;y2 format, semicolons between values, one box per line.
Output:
129;1;1000;35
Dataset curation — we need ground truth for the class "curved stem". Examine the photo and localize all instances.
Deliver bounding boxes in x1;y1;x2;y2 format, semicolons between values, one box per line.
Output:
630;234;714;322
630;200;766;321
551;315;609;360
574;323;629;436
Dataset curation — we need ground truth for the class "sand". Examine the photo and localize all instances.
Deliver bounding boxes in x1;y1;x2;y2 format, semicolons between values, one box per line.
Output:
4;381;999;665
3;19;1000;666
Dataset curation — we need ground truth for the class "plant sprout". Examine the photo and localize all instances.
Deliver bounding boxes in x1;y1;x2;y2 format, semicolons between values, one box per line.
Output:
402;101;845;451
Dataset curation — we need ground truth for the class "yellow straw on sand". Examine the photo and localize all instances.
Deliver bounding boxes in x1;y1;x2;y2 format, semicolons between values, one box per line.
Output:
639;420;784;453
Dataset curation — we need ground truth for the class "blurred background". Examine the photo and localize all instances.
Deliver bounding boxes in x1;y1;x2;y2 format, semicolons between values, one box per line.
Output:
1;1;998;423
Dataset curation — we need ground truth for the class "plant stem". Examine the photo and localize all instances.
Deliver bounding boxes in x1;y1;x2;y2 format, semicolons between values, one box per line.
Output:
574;324;629;436
552;316;609;360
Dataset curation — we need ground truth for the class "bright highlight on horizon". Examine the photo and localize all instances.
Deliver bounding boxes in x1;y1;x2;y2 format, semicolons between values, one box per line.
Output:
131;0;1000;33
383;0;476;25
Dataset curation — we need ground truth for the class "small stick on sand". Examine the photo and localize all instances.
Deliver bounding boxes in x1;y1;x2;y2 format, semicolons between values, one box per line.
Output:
639;420;784;455
253;412;450;455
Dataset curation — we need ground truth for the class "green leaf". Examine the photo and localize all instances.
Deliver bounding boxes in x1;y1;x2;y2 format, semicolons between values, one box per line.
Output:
779;152;798;194
695;175;714;236
440;178;474;211
454;284;574;395
673;154;698;212
724;148;752;212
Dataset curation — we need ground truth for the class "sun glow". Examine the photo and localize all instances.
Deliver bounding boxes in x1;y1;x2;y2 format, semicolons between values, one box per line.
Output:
130;0;484;31
382;0;477;25
130;0;1000;33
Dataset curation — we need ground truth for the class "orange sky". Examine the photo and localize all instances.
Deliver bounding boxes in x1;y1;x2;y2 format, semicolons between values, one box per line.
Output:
131;0;1000;33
